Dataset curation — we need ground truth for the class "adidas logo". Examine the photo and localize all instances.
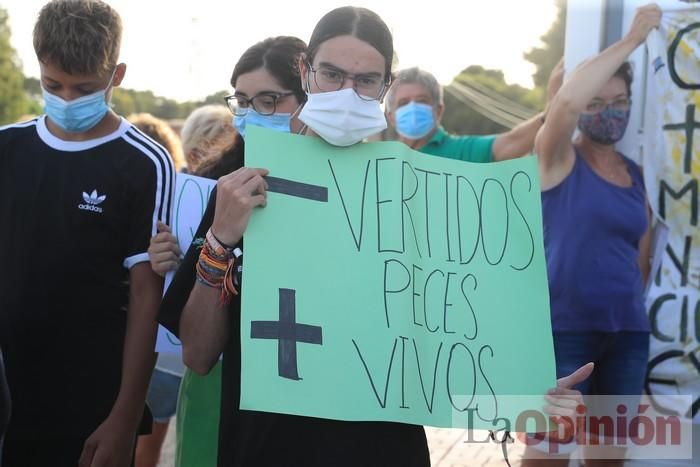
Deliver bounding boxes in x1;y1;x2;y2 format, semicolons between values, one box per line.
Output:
78;189;107;213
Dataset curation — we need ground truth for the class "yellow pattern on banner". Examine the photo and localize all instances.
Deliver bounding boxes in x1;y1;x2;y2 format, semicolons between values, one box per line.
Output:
643;8;700;422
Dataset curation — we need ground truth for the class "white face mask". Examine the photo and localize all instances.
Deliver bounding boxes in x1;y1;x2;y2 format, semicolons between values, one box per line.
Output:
298;88;387;147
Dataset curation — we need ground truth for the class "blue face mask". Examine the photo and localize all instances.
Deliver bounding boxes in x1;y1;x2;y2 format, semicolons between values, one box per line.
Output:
394;101;435;139
42;72;115;133
233;109;291;139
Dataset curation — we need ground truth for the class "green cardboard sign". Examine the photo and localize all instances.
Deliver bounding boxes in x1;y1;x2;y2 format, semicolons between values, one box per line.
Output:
240;125;555;428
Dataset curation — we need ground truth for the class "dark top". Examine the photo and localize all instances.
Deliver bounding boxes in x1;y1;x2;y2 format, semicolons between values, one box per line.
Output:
0;349;9;441
541;148;649;332
0;117;174;439
158;139;430;467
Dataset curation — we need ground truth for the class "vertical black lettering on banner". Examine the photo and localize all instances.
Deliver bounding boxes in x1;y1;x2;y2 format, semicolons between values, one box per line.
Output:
328;159;371;252
401;161;423;258
658;179;698;227
509;171;535;271
662;105;700;174
352;338;398;409
413;340;443;414
376;157;403;254
383;259;411;328
649;293;676;342
666;236;692;287
446;343;476;412
479;178;509;266
399;336;410;409
668;22;700;90
415;167;440;258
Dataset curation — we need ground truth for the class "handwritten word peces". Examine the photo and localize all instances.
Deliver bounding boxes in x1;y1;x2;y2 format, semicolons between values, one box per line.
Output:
382;259;479;336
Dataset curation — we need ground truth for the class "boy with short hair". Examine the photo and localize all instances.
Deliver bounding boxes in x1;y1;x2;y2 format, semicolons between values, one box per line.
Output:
0;1;174;465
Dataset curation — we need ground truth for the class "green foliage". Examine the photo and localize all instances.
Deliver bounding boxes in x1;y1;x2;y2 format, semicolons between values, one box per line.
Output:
442;66;540;135
201;90;230;107
111;88;228;120
0;7;39;124
441;0;565;135
524;0;566;88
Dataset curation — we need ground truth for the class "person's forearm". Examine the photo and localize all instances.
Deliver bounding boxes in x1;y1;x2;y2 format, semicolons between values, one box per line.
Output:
112;269;161;429
493;112;545;161
556;36;639;114
180;283;230;374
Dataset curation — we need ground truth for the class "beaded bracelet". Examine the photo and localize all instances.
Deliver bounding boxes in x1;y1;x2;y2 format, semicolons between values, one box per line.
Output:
195;229;239;304
196;229;233;287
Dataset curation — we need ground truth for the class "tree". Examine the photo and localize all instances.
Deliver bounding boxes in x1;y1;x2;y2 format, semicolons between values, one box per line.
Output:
524;0;566;88
201;90;229;107
442;66;540;135
0;7;36;124
440;2;565;135
111;88;228;120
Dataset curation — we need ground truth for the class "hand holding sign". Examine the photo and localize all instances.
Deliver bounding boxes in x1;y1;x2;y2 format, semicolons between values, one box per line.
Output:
148;221;182;277
211;167;269;246
625;4;662;47
543;362;594;419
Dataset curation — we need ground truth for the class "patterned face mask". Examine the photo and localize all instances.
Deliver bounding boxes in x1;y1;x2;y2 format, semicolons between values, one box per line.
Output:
577;108;631;145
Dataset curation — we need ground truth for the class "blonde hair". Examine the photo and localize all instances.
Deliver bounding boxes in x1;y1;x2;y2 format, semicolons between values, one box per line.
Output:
180;105;236;172
128;113;186;172
33;0;122;76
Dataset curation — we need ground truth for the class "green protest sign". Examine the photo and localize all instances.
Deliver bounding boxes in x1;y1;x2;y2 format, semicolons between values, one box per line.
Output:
241;125;555;429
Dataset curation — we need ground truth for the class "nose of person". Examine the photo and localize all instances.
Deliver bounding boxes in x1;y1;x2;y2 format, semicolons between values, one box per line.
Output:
339;77;356;92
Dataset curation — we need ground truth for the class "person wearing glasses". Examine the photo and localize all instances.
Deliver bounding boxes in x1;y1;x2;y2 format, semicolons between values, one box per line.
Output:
523;5;661;466
149;36;306;467
385;65;564;162
158;6;593;467
159;11;422;467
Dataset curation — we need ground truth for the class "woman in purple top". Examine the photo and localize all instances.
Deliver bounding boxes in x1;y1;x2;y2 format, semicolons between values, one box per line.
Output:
528;4;662;466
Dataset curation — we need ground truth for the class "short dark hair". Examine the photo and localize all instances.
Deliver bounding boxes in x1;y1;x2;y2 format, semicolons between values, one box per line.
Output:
613;62;633;98
230;36;307;105
33;0;122;76
306;6;394;81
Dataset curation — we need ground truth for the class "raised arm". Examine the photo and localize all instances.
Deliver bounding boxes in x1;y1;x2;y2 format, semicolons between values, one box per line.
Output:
491;59;564;161
180;167;268;374
535;4;661;187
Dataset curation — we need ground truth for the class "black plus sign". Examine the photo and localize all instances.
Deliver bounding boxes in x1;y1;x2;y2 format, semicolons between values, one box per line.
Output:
663;104;699;174
250;288;323;380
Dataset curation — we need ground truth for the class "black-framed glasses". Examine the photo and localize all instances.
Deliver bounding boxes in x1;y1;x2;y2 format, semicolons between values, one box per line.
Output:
583;98;632;115
224;92;295;116
307;63;389;101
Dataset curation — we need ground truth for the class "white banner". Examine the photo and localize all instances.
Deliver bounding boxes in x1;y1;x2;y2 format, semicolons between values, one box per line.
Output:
156;173;216;354
643;6;700;422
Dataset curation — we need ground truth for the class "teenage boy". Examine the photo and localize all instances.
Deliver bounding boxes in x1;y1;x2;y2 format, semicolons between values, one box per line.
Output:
0;1;174;466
